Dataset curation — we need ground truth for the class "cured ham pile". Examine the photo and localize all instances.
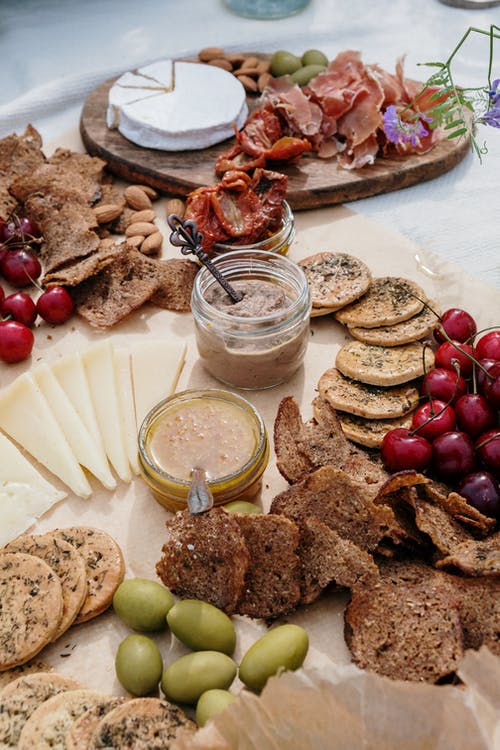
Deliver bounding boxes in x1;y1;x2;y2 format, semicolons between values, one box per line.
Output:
217;50;442;172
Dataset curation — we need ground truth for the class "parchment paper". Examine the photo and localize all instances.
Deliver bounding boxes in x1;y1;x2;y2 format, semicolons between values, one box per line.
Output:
2;127;499;747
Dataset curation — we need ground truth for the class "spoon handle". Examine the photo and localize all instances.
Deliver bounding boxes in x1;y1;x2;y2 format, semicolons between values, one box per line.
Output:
187;467;214;515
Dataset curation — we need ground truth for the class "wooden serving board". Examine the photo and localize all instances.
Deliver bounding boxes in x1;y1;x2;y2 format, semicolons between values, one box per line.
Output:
80;74;470;210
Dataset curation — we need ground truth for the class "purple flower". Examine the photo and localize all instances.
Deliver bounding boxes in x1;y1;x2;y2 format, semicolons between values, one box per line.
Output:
488;78;500;105
383;104;431;147
481;104;500;128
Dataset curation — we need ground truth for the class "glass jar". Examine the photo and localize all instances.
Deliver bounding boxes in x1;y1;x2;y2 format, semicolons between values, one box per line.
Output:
138;388;269;512
224;0;311;19
191;249;311;389
212;201;295;257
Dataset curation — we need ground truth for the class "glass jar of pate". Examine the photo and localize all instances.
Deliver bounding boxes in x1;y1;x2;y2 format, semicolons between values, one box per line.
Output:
138;388;269;512
212;201;295;258
191;249;311;389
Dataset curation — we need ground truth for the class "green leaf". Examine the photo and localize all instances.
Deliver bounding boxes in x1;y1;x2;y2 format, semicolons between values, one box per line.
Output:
419;61;446;68
446;127;468;139
444;119;466;130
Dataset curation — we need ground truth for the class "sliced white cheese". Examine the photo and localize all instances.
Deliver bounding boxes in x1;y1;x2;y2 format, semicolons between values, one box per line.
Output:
113;347;140;475
33;362;117;490
0;374;92;498
131;339;187;429
83;340;131;483
0;431;67;546
52;352;103;449
108;60;248;151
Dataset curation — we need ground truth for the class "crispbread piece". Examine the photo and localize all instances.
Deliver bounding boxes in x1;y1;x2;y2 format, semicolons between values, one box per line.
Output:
71;247;161;328
0;553;63;671
234;514;301;619
273;396;315;483
0;672;81;749
454;576;500;655
88;697;196;749
348;298;440;346
336;340;435;386
423;482;496;536
51;527;124;624
34;199;101;274
298;251;372;310
335;277;425;328
318;367;419;419
435;531;500;576
156;508;250;615
338;411;413;448
344;560;464;683
42;242;125;288
270;466;400;553
0;125;45;218
66;696;127;750
17;689;108;750
298;517;379;605
150;258;199;312
3;533;87;640
374;470;430;500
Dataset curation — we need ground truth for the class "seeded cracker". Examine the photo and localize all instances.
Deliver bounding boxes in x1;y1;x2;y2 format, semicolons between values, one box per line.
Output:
335;340;435;386
298;251;372;310
335;276;425;328
348;298;440;346
0;553;63;671
66;696;127;750
338;411;413;449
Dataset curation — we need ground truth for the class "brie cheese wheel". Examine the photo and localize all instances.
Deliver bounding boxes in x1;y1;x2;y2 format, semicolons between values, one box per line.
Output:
107;60;248;151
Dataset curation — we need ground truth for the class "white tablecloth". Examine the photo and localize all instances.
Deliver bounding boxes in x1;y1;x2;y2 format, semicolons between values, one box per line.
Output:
1;0;499;286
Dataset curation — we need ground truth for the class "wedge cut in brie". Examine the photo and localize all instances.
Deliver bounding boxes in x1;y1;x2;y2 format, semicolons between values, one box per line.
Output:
107;60;248;151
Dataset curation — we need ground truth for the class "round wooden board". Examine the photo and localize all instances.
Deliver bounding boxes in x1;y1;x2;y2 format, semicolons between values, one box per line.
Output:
80;74;470;210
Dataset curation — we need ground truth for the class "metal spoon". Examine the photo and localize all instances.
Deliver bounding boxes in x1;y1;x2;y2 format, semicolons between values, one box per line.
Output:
167;213;243;303
187;466;214;515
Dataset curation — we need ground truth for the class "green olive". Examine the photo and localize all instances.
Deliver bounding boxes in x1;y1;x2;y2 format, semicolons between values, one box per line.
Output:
115;634;163;696
196;689;237;727
270;50;302;77
291;64;326;86
166;600;236;655
223;501;262;515
161;651;237;705
113;578;174;632
239;624;309;692
301;49;329;67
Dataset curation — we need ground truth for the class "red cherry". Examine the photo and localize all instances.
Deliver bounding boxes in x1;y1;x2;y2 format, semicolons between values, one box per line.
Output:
476;358;499;392
1;216;41;244
0;320;34;363
454;393;497;437
0;285;4;305
457;471;500;519
433;308;477;344
483;371;500;409
381;428;432;472
434;340;474;378
411;399;456;442
0;248;42;288
432;431;476;482
475;330;500;361
1;292;37;327
420;367;467;404
475;430;500;478
36;286;74;325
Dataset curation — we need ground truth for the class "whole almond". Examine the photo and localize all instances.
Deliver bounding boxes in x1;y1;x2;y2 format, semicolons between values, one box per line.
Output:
140;231;163;255
256;59;271;74
125;221;157;237
129;209;156;224
234;66;260;78
136;184;159;200
240;56;260;69
94;203;123;224
258;72;272;92
165;198;186;219
198;46;225;62
208;58;233;72
99;237;116;249
225;52;246;66
126;235;145;248
236;74;258;93
124;186;152;211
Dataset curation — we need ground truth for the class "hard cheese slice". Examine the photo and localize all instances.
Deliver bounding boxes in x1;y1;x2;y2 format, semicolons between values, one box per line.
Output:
107;60;248;151
0;431;67;546
131;339;187;429
52;352;104;449
83;340;131;483
33;362;116;490
0;374;91;498
113;347;140;475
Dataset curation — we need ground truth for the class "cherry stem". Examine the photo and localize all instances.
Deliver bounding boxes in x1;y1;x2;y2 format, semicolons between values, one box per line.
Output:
435;323;494;381
475;430;500;450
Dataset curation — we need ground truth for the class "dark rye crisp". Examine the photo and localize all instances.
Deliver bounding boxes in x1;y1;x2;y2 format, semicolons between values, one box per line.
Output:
0;125;46;218
453;575;500;655
42;241;125;288
335;276;426;328
436;530;500;576
234;513;301;619
423;481;497;536
298;251;372;310
150;258;199;312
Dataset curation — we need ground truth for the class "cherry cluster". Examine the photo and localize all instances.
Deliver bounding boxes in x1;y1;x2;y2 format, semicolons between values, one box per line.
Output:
0;215;74;364
381;308;500;520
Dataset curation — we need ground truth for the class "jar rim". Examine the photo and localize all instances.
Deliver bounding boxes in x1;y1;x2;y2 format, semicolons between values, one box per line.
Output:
138;388;268;489
213;200;293;254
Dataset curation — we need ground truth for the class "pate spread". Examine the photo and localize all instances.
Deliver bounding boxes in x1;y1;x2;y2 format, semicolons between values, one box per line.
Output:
195;279;310;389
147;397;258;481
